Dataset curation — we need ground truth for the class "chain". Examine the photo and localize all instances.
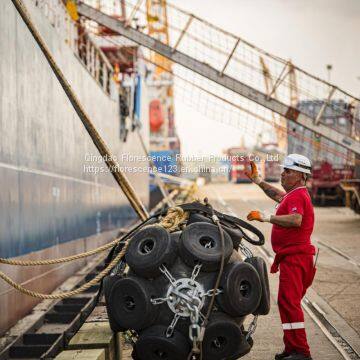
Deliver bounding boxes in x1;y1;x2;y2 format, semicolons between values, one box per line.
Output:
111;259;126;276
143;244;152;253
204;288;223;297
150;295;173;305
159;264;177;286
190;264;202;282
238;241;253;258
123;330;137;346
188;304;201;342
246;315;258;340
166;313;181;337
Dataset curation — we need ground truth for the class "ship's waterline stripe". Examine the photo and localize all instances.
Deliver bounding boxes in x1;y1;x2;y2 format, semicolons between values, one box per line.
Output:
0;161;119;190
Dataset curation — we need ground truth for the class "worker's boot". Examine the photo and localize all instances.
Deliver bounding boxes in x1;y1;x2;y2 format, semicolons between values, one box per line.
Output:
282;353;312;360
274;350;291;359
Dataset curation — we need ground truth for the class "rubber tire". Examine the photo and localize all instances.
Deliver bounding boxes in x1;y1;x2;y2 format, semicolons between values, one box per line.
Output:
187;213;243;249
179;222;233;271
245;256;271;315
134;325;190;360
202;312;248;360
126;225;176;278
216;261;261;316
105;276;159;331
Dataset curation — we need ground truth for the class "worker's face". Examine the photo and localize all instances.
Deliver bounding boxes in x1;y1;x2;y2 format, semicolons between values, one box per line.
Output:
281;168;304;191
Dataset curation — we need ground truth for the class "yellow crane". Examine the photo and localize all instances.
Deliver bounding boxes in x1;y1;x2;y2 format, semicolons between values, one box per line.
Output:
146;0;178;151
146;0;172;75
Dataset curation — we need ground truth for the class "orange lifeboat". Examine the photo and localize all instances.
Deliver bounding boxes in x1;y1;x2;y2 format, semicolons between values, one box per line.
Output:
149;99;164;132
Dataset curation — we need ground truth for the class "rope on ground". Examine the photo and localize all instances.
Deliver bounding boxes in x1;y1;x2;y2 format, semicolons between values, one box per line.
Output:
159;206;189;232
0;236;124;266
0;241;129;299
10;0;148;221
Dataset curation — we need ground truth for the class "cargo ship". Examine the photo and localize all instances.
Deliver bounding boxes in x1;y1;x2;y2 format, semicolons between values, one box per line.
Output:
0;0;150;333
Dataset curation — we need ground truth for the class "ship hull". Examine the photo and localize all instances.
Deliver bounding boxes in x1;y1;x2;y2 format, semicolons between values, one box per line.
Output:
0;0;149;333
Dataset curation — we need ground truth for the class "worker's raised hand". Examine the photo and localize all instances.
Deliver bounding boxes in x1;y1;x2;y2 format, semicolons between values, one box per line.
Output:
245;161;262;185
247;210;271;223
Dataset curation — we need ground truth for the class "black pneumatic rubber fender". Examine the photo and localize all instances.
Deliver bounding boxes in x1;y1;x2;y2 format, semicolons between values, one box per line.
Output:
245;256;271;315
216;261;262;317
103;274;125;332
202;312;250;360
229;332;253;359
177;202;265;246
105;276;159;331
179;222;233;271
134;325;190;360
125;225;177;278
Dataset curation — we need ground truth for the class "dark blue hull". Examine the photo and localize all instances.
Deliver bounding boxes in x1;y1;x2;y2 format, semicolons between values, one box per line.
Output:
0;0;149;259
0;0;149;333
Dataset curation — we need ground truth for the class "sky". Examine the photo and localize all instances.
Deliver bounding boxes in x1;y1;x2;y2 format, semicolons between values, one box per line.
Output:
169;0;360;156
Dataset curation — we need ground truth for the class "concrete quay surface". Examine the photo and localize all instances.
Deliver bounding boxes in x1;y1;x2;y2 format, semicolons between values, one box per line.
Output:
202;182;360;360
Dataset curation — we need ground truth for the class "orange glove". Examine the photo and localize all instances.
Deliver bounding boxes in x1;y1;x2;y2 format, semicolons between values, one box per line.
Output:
244;161;262;185
247;210;271;222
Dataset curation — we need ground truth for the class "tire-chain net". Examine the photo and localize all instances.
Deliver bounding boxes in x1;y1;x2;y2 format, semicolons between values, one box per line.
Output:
104;204;270;360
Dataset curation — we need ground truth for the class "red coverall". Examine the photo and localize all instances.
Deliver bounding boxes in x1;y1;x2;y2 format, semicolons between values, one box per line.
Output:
271;186;316;357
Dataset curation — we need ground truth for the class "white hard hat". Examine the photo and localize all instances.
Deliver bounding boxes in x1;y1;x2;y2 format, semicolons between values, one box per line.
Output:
283;153;312;174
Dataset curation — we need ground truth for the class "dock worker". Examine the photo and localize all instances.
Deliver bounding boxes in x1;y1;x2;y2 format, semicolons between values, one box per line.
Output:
245;154;316;360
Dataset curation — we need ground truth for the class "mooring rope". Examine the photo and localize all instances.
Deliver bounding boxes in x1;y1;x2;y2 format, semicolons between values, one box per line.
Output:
159;206;189;232
0;241;129;299
0;236;124;266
